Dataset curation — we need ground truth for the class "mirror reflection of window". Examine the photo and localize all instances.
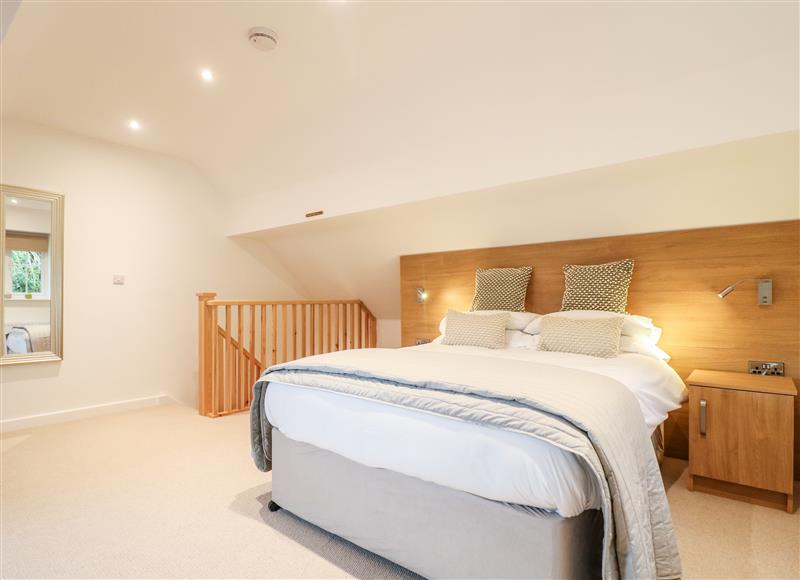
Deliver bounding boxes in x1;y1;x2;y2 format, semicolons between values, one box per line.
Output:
7;233;50;295
3;196;52;354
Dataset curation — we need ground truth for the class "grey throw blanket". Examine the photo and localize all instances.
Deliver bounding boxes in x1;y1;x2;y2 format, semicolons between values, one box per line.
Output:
250;348;681;580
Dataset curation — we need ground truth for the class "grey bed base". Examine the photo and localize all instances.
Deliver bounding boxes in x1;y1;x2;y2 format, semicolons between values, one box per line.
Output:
271;429;603;580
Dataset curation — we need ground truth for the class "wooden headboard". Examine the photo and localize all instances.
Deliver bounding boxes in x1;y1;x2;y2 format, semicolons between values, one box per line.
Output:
400;220;799;472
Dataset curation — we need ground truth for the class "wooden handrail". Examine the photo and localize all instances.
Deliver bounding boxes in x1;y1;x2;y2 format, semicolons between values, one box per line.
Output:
207;299;367;306
197;293;378;417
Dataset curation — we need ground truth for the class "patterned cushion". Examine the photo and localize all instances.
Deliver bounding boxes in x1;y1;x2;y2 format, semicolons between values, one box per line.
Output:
561;259;634;313
538;315;624;358
441;310;509;349
470;266;532;312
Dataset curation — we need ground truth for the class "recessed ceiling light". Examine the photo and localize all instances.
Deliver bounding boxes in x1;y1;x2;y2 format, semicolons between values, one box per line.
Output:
9;198;18;204
128;119;142;131
200;68;214;82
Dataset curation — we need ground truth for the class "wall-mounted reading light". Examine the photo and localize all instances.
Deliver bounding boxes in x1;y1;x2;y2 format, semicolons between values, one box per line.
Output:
416;288;428;304
717;278;772;305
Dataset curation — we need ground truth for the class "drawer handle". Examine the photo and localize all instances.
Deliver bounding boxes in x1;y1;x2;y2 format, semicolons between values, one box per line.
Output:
699;399;707;436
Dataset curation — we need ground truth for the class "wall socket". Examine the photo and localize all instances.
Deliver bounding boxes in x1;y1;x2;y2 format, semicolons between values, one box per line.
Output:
748;360;784;376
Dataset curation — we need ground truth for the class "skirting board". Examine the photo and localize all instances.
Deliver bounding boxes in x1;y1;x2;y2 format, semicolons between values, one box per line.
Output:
0;394;173;433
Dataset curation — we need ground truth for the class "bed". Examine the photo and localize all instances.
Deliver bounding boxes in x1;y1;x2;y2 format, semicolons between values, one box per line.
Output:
4;323;51;354
251;338;686;579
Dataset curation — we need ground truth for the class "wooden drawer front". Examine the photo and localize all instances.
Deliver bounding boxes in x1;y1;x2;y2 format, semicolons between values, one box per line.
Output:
689;385;793;493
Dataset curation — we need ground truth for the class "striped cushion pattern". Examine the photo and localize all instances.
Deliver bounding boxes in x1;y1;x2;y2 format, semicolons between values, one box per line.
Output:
561;259;634;313
470;266;532;312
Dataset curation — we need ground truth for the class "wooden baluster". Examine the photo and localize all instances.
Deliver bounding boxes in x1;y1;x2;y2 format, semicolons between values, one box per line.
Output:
210;304;218;415
260;304;267;372
343;304;349;350
216;326;223;415
280;304;286;363
289;304;296;361
341;304;347;350
363;311;368;350
243;306;248;404
249;305;256;405
224;305;232;414
300;304;307;358
362;308;367;348
322;304;327;353
317;304;322;354
237;305;244;410
353;304;364;348
319;305;324;353
347;304;354;349
310;304;316;355
323;304;329;353
270;304;277;366
326;304;331;353
333;303;342;351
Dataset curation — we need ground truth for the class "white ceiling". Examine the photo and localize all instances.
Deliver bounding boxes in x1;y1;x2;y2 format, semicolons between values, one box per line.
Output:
2;1;798;233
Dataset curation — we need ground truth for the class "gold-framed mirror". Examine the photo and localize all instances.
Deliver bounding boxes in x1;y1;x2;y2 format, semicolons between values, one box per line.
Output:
0;185;64;365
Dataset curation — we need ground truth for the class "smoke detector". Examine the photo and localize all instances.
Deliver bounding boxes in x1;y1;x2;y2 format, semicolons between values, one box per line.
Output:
248;27;278;51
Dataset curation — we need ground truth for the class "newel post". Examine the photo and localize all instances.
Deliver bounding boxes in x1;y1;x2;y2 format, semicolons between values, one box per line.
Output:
197;292;217;416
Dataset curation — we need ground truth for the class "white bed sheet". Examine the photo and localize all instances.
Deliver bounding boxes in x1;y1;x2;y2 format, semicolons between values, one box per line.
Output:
264;344;686;517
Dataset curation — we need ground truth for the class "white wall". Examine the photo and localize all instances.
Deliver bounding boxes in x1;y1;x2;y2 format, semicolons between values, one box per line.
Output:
5;204;51;234
0;119;304;422
245;131;800;346
4;302;50;326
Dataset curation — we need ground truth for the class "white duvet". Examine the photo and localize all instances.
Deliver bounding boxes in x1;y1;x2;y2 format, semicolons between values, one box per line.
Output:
265;343;686;517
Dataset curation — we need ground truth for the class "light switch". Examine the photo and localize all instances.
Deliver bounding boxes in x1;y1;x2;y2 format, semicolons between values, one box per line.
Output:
113;274;125;285
757;278;772;305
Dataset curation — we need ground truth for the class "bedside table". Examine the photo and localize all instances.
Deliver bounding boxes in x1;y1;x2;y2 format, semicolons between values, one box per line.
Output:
687;369;797;512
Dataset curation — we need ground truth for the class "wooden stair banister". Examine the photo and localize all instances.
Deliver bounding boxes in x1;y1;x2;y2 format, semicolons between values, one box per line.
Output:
197;294;378;417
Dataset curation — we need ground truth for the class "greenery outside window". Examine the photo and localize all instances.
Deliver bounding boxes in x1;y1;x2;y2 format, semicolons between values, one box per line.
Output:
3;231;50;299
12;251;43;293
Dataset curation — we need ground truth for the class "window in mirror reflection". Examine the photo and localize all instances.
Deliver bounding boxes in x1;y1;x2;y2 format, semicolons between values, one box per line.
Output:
4;196;52;354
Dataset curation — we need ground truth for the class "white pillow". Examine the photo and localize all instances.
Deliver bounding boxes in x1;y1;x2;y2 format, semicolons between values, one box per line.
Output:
439;310;540;334
441;310;508;349
432;329;669;360
620;336;671;361
508;330;538;349
523;310;661;342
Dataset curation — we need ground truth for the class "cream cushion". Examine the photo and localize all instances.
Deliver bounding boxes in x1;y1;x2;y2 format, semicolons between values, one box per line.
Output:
538;315;624;358
561;259;634;313
470;267;532;312
441;310;509;349
439;310;540;334
523;310;660;342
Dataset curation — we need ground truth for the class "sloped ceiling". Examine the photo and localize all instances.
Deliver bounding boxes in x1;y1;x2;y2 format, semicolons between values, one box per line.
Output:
2;2;798;233
244;132;800;320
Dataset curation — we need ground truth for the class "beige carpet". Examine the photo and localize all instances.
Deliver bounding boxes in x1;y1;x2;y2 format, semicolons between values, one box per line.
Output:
2;403;798;579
